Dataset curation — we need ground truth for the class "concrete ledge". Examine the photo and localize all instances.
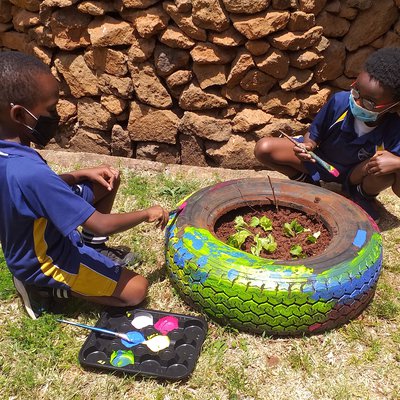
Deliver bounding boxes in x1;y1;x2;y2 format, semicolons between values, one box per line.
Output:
39;149;286;181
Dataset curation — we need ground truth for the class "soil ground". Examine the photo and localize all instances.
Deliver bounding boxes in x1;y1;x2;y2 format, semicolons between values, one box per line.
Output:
214;205;331;260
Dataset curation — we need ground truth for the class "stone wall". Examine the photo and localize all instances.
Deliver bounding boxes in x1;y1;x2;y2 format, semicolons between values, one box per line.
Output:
1;0;399;169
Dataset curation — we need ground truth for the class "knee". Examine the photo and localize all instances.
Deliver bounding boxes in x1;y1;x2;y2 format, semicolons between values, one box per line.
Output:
123;275;149;307
114;271;149;307
254;137;275;163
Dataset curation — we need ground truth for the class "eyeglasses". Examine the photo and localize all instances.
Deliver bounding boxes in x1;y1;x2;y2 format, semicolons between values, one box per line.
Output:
350;83;397;111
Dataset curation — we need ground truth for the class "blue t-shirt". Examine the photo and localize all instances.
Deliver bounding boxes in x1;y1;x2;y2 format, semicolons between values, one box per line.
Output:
309;91;400;170
0;141;95;286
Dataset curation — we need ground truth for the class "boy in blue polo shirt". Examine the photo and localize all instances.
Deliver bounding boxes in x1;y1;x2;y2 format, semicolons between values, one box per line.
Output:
0;51;169;319
254;47;400;223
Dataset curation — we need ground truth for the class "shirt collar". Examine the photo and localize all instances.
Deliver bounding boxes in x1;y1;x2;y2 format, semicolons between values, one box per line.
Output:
0;140;45;162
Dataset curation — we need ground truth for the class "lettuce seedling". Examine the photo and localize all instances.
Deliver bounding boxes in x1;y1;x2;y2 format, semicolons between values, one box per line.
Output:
306;231;321;244
249;216;260;227
234;215;248;230
259;216;273;231
251;234;277;257
227;229;252;249
290;244;304;257
283;219;304;237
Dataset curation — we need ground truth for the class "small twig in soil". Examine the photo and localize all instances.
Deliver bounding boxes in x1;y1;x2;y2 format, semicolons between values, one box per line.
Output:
267;175;279;212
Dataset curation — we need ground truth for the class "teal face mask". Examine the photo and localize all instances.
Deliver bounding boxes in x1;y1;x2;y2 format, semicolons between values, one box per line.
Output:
349;93;379;123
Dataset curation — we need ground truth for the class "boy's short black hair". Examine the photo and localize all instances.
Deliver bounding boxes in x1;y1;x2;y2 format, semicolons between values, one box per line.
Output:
364;47;400;100
0;51;52;109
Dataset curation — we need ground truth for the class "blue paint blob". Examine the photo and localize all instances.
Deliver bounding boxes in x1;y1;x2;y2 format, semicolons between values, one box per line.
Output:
353;230;367;248
110;350;135;367
173;253;185;268
121;331;145;348
197;255;208;268
180;248;194;261
190;270;209;284
227;269;239;281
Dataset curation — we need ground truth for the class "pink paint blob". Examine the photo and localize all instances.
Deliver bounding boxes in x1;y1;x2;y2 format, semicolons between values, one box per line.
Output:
154;316;179;335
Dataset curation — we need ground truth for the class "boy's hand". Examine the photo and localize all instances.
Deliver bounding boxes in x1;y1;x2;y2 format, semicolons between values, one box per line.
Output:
145;206;169;230
81;165;119;191
293;142;316;162
367;150;400;175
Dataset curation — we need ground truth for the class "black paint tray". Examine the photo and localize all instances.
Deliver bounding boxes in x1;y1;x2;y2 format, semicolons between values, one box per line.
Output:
78;308;207;380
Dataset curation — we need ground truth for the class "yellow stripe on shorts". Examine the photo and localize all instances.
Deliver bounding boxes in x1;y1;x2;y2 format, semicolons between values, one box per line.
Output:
33;218;117;297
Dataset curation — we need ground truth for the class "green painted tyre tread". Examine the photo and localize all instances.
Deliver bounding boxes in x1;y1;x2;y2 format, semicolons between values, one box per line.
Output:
165;178;382;335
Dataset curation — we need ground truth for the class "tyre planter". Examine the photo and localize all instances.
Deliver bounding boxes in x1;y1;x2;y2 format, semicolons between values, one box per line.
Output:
165;178;382;336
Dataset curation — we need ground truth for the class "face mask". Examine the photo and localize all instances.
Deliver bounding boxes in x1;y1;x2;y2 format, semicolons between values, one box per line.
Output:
349;93;380;123
11;103;60;146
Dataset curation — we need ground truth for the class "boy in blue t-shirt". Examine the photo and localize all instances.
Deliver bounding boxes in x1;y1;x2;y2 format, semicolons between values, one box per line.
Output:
0;51;169;319
254;47;400;223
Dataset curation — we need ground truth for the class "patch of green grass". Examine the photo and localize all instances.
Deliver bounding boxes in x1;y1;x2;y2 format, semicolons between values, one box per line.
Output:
369;281;400;320
0;250;14;300
0;314;78;398
224;366;249;399
286;342;314;375
121;175;152;209
155;174;203;206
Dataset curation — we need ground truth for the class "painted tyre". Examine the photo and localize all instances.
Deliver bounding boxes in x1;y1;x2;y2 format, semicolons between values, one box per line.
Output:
165;178;382;335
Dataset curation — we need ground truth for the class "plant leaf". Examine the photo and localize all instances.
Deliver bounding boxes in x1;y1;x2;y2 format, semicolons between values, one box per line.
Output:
291;219;304;234
259;216;273;232
283;219;304;237
290;244;303;257
251;234;277;256
306;235;317;244
227;229;252;249
283;222;295;237
307;231;321;244
259;234;277;253
234;215;248;230
251;234;262;257
249;216;260;227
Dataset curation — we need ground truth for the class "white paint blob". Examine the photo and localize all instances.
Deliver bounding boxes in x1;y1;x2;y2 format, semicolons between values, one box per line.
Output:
131;312;154;329
144;335;171;352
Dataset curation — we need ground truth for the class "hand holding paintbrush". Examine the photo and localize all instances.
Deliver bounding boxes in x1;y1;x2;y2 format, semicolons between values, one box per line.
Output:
280;132;340;178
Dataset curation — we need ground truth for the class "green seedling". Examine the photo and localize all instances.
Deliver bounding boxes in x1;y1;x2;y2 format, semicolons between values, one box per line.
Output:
249;216;260;227
248;216;273;232
234;215;248;230
251;234;277;256
290;244;304;257
227;229;252;250
283;219;304;238
306;231;321;244
259;216;273;231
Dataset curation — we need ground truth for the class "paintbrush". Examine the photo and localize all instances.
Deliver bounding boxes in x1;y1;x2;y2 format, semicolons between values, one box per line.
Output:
280;132;340;178
57;319;132;342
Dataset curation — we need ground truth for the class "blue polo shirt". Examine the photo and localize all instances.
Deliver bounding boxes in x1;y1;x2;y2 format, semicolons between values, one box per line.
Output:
0;141;96;287
309;91;400;176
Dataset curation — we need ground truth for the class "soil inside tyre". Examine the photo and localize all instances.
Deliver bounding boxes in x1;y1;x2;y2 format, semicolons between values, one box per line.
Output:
214;205;332;260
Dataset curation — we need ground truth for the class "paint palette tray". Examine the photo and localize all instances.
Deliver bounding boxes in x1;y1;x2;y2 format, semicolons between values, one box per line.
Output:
78;308;207;380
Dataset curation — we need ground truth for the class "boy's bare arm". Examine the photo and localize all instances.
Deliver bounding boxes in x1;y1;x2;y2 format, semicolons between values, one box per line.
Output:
82;205;169;236
59;165;119;191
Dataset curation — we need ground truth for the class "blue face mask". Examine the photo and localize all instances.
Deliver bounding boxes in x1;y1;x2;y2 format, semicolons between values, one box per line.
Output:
349;94;380;123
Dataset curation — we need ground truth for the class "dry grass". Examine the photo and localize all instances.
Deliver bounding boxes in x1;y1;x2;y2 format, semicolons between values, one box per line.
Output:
1;153;400;400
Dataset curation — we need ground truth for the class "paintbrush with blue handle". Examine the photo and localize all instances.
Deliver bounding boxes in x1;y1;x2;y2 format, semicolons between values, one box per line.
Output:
281;132;340;178
57;319;132;342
